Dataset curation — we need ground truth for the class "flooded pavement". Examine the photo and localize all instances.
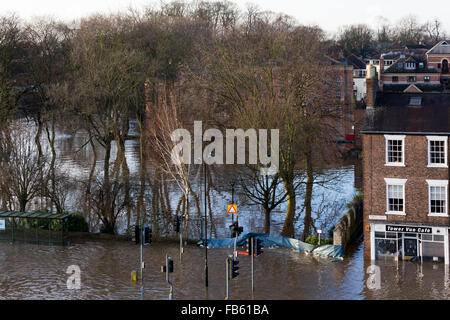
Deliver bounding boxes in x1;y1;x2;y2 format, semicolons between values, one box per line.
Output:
1;239;450;300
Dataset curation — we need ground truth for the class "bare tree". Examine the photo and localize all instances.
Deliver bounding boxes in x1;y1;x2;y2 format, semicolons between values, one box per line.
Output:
146;84;195;228
0;123;49;212
424;18;444;44
394;15;426;45
0;14;25;123
59;15;147;233
201;17;342;238
240;167;287;233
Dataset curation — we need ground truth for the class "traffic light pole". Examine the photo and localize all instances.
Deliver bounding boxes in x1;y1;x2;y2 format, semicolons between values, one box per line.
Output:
166;254;174;300
180;216;183;261
231;183;235;224
140;226;144;300
251;236;254;294
225;257;230;300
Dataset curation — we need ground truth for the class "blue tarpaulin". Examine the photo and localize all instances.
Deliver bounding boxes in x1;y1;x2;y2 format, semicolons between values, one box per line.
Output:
197;232;344;259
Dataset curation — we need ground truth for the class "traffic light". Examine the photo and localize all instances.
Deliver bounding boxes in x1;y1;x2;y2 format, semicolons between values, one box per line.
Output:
173;216;180;233
231;258;239;279
229;221;243;238
161;257;174;273
144;225;152;244
134;225;141;244
255;239;264;256
246;237;254;256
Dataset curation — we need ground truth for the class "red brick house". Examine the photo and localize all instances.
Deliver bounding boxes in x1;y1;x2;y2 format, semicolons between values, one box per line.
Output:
361;81;450;263
426;40;450;85
376;40;450;93
325;56;355;141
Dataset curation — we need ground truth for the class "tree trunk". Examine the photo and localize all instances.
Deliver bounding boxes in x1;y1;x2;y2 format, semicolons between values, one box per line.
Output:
45;120;57;212
103;138;113;234
303;151;314;241
19;194;27;212
264;205;271;234
86;135;97;230
137;114;147;226
280;178;296;238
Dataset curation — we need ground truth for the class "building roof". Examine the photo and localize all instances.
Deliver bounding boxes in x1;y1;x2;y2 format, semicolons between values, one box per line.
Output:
345;54;367;70
383;83;444;93
0;211;70;220
382;55;439;74
362;93;450;134
426;40;450;55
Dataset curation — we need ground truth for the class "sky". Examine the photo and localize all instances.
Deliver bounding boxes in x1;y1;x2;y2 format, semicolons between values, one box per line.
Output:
1;0;449;35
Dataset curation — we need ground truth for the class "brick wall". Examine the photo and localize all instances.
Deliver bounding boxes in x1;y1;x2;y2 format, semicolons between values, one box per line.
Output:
381;74;441;84
363;133;450;260
427;55;450;72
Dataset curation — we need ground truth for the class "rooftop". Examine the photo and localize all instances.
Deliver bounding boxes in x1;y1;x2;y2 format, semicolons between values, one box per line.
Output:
0;211;70;220
427;40;450;55
383;56;439;74
362;92;450;135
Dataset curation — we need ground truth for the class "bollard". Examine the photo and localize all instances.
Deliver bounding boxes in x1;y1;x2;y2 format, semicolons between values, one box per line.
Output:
131;270;138;282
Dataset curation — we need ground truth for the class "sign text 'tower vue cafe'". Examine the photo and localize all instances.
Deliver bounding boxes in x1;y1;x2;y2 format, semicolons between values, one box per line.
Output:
385;225;432;234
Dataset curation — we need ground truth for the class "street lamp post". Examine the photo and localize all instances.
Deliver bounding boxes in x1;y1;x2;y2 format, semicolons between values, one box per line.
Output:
204;160;208;287
198;152;213;289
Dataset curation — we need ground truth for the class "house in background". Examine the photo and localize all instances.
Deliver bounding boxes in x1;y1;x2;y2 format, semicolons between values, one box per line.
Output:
361;65;450;264
326;56;355;142
380;55;441;92
426;40;450;87
346;54;367;102
368;40;450;93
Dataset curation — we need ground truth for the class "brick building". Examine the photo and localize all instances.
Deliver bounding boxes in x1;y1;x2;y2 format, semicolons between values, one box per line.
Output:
361;77;450;263
373;41;450;94
325;56;356;141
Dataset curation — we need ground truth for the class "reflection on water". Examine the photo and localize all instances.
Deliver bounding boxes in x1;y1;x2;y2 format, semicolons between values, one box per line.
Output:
48;119;358;237
0;239;449;299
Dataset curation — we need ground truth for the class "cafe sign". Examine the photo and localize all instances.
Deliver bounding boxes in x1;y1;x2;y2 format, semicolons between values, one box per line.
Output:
386;225;432;234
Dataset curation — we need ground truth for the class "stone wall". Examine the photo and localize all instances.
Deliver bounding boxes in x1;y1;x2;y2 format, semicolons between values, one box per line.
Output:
333;199;363;251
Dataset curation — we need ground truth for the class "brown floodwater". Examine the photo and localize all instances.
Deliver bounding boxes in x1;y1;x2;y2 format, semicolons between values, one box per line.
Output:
0;239;449;300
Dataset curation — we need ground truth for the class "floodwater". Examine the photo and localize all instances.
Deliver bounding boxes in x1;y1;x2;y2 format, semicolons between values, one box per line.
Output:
1;239;450;300
49;118;358;238
6;119;447;300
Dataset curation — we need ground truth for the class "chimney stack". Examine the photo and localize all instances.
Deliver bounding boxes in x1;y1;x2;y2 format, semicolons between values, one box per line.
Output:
365;64;378;109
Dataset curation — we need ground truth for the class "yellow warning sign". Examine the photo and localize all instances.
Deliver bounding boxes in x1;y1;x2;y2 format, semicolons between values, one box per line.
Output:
227;204;238;214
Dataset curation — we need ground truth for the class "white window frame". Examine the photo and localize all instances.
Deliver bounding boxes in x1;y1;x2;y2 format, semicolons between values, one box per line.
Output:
384;178;407;215
405;62;416;69
427;136;448;168
427;180;448;217
385;135;406;167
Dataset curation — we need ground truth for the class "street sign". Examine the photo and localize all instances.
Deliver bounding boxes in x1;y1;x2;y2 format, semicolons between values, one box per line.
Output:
227;204;238;214
0;219;5;230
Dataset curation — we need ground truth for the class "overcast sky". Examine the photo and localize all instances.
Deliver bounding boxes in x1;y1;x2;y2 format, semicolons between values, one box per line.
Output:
2;0;448;34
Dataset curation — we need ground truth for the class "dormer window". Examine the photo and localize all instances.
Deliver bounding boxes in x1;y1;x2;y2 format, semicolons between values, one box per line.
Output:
409;97;422;106
405;62;416;69
442;41;449;46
